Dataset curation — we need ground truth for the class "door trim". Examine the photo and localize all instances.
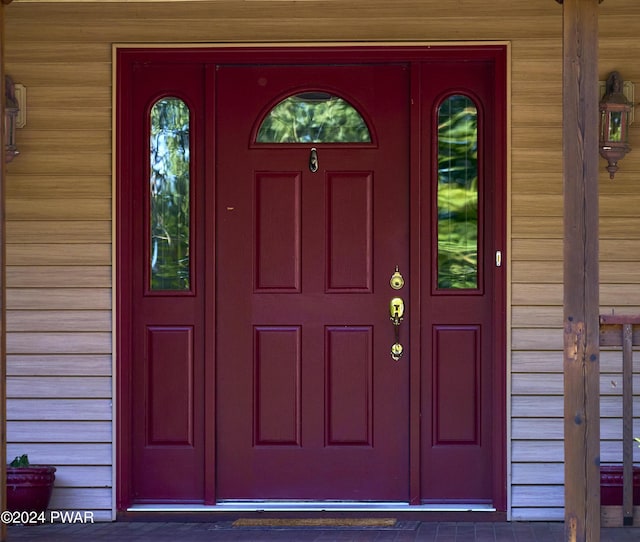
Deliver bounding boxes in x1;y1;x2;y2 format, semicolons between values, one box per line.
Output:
114;42;509;513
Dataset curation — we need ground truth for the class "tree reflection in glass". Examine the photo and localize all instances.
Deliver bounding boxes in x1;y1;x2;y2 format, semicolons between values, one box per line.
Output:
437;95;478;290
150;98;191;291
257;92;371;143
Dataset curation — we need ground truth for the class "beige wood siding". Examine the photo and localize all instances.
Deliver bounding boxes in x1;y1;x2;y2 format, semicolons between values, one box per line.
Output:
4;0;640;521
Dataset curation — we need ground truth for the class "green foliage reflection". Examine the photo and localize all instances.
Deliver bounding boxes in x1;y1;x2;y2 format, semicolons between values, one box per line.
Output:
437;95;478;289
257;92;371;143
150;98;190;291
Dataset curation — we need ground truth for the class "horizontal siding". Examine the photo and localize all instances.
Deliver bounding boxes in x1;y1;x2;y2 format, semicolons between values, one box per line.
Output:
7;310;111;332
7;244;111;265
7;399;112;420
49;488;111;511
512;374;640;395
6;152;111;176
513;261;640;284
7;332;111;354
512;463;563;485
512;418;640;441
7;289;111;309
512;440;635;464
509;4;640;521
513;195;640;218
7;377;111;398
6;199;111;220
7;176;111;198
512;239;640;261
6;18;562;43
6;221;111;243
512;508;564;521
4;0;640;523
512;350;640;373
7;355;111;376
513;396;640;418
7;267;111;288
512;284;640;306
54;466;112;488
512;485;564;508
6;443;112;466
7;421;112;442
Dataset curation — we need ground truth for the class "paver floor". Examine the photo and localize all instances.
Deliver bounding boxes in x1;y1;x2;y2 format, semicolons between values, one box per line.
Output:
5;521;639;542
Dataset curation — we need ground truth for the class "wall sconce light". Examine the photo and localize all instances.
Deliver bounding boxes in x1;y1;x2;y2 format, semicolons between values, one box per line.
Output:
599;71;633;179
4;75;20;163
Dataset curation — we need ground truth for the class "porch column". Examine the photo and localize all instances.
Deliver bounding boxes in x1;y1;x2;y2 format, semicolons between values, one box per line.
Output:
557;0;602;541
0;2;11;542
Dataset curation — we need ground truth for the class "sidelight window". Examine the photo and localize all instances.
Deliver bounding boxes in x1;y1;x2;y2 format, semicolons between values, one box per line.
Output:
436;94;479;290
149;97;191;291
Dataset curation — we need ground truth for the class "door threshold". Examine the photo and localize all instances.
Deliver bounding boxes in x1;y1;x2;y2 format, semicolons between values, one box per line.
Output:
128;502;496;513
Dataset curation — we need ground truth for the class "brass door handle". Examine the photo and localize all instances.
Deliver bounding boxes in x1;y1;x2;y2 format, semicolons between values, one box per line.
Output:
390;297;405;361
390;266;405;290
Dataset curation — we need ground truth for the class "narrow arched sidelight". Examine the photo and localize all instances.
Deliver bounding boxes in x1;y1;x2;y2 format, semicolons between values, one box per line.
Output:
436;95;479;290
149;97;191;291
256;92;372;143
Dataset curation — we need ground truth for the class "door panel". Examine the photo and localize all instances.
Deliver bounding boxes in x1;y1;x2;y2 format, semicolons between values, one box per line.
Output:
420;61;501;503
215;64;410;500
129;63;206;502
326;172;373;292
146;326;195;446
254;173;301;292
433;325;481;444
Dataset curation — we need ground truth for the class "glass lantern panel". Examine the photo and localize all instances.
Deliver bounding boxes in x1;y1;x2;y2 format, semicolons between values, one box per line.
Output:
149;97;191;291
608;111;624;142
436;94;479;290
256;92;372;143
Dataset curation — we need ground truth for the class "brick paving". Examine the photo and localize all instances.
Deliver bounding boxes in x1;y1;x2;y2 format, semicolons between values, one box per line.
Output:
5;521;639;541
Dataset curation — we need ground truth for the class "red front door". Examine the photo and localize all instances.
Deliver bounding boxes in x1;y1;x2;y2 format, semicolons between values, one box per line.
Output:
216;64;411;500
117;47;506;509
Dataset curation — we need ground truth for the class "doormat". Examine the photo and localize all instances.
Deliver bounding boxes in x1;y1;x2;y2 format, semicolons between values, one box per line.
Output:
232;518;398;528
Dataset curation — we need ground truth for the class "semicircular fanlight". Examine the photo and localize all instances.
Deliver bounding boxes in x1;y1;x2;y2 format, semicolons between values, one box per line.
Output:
256;92;372;144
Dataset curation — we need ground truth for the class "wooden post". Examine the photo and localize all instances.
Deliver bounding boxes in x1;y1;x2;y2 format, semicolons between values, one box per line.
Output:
0;2;11;541
557;0;602;540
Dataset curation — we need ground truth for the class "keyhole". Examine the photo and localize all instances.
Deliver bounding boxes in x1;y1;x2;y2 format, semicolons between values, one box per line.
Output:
309;147;319;173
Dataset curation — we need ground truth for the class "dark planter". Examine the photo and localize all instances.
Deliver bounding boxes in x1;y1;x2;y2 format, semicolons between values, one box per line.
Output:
600;465;640;506
6;466;56;513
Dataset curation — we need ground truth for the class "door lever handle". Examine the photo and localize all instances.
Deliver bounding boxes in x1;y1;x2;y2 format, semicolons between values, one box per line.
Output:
390;297;404;325
389;297;405;361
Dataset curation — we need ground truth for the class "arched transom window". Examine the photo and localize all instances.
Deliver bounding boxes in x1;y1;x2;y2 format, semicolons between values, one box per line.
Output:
256;91;372;144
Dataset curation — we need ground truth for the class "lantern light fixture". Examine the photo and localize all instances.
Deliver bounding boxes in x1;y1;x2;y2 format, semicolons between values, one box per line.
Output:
4;75;20;163
599;71;633;180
